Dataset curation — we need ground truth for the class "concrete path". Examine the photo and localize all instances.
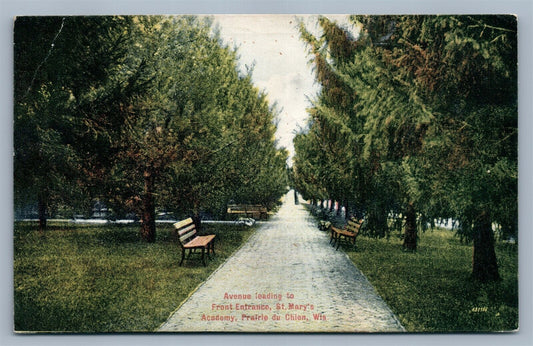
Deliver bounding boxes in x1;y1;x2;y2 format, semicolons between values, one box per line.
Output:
158;191;404;333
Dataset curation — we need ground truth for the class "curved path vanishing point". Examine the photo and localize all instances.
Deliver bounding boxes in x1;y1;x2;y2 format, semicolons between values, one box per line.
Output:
158;190;404;333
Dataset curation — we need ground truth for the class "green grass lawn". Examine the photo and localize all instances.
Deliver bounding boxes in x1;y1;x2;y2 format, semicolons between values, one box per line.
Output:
14;217;519;333
14;221;257;333
343;228;518;332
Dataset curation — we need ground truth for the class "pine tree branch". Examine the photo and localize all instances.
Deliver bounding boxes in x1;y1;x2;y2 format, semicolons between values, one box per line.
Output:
24;17;66;99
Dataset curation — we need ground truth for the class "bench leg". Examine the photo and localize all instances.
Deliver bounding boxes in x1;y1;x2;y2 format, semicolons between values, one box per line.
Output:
336;235;357;251
336;235;342;250
206;244;213;260
201;247;206;266
330;231;338;246
179;249;185;266
210;240;215;256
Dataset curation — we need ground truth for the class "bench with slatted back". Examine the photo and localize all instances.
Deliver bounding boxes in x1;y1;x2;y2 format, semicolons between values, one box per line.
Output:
330;217;363;250
174;218;216;266
227;204;268;220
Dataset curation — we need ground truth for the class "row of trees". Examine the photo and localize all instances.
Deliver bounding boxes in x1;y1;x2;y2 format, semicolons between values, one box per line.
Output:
14;16;288;241
292;15;517;281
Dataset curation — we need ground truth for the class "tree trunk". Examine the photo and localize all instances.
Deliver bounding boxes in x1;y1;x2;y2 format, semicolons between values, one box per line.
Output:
140;170;156;243
192;211;202;231
336;200;341;216
38;196;47;232
472;211;500;281
403;202;417;251
329;199;334;212
344;200;350;220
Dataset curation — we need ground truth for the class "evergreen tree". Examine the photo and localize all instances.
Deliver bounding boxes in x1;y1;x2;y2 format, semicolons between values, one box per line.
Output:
14;15;289;242
294;15;517;280
14;16;131;230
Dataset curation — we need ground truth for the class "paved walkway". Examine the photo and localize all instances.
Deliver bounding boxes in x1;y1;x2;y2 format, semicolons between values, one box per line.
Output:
158;191;404;332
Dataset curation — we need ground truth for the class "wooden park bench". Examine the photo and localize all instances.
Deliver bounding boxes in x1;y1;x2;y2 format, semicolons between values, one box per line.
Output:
174;218;216;266
330;217;364;250
227;204;268;220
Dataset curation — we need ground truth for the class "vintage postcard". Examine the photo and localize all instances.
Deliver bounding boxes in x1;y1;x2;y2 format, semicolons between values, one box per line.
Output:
13;14;518;334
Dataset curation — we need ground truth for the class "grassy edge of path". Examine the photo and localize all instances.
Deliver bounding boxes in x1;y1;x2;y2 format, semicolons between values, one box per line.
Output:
14;221;257;333
304;203;518;332
307;212;518;332
344;232;518;332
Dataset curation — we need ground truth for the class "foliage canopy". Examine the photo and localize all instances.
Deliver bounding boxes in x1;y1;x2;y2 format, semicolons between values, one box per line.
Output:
14;15;288;240
293;15;517;281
